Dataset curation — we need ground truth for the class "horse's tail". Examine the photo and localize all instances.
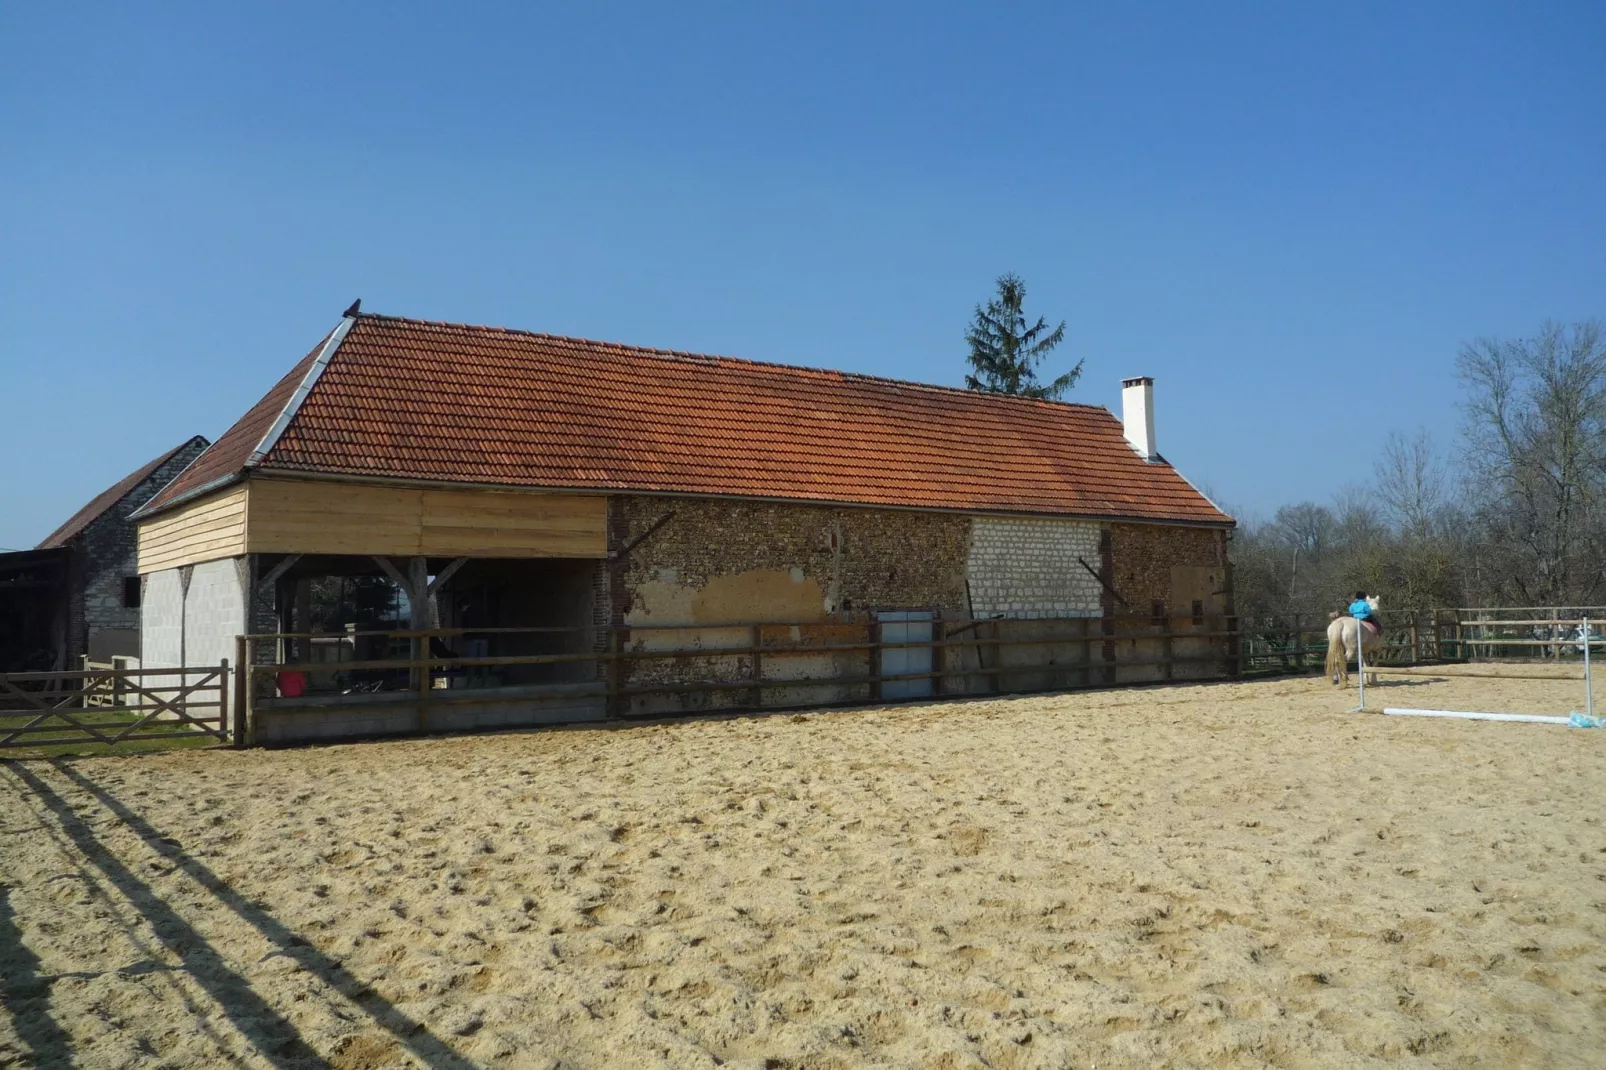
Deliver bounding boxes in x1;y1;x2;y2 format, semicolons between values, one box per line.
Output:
1325;625;1347;685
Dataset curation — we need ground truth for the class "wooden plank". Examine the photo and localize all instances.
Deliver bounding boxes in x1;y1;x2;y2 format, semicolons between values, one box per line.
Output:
137;485;248;571
243;479;606;558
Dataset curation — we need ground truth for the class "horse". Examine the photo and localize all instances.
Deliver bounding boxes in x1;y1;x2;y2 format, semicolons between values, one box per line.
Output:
1325;597;1384;687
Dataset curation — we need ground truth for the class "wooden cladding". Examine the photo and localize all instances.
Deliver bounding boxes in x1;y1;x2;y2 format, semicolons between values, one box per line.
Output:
137;478;607;572
137;486;248;572
246;478;605;559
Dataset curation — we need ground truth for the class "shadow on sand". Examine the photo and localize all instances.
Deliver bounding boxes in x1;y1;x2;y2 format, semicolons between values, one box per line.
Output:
5;760;476;1069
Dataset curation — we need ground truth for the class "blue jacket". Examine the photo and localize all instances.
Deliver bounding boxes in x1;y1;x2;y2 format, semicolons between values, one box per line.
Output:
1349;599;1374;620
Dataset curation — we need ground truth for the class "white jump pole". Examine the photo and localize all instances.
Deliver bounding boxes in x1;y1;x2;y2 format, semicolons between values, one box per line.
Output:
1351;614;1366;712
1383;708;1571;725
1585;615;1594;721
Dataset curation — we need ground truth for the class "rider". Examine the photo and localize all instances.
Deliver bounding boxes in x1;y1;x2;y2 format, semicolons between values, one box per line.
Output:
1348;590;1380;635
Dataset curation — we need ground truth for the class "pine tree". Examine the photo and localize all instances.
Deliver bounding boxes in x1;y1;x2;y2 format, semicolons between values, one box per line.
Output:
964;273;1081;400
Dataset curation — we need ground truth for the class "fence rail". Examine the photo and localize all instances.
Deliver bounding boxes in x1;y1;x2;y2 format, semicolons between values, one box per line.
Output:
235;613;1240;743
0;663;230;750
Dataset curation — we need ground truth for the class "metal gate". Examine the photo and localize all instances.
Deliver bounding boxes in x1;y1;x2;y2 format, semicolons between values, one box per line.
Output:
0;662;229;750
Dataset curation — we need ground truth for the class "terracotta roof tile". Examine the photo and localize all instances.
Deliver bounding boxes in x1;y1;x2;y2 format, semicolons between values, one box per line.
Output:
144;314;1232;526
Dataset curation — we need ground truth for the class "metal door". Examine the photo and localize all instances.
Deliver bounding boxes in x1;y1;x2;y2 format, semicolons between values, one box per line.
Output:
878;610;934;700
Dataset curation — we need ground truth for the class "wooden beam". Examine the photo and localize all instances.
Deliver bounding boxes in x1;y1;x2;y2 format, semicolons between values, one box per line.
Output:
257;553;303;590
427;557;469;597
372;556;415;598
611;511;677;561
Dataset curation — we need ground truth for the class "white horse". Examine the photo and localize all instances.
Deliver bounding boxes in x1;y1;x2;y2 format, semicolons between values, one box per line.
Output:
1325;596;1383;687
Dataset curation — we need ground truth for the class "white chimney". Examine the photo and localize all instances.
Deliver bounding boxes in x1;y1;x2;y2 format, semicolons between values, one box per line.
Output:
1121;376;1157;461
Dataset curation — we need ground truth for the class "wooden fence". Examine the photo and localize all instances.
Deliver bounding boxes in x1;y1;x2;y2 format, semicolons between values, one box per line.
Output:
0;663;231;750
1236;607;1606;673
234;613;1238;744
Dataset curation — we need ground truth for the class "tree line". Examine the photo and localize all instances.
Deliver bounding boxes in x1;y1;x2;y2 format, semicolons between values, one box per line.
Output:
1231;320;1606;624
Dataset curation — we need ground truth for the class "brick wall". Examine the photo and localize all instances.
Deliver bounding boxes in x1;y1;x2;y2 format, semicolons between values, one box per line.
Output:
72;437;209;661
965;516;1103;618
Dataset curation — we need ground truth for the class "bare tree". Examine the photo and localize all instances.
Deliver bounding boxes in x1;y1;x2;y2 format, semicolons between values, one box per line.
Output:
1374;430;1446;537
1458;320;1606;604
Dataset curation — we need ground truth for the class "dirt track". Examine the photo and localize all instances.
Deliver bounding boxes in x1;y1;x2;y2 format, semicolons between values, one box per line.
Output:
3;673;1604;1068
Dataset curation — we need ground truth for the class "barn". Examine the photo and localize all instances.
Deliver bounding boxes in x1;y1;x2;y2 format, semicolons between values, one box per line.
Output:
0;436;209;673
131;307;1234;742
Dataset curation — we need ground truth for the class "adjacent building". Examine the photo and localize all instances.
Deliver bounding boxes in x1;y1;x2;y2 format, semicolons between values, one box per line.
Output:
0;436;209;672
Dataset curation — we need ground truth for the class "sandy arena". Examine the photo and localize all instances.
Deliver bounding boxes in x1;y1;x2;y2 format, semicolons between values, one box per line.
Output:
2;673;1604;1069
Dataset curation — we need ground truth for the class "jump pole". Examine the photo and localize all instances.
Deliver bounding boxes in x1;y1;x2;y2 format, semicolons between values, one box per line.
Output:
1585;615;1594;721
1383;613;1596;724
1350;617;1366;713
1382;708;1571;725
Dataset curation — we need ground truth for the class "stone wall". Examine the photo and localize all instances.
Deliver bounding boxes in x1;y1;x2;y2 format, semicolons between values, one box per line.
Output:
604;497;1235;712
1108;522;1225;613
613;496;972;624
610;496;972;714
965;516;1103;618
1107;523;1233;684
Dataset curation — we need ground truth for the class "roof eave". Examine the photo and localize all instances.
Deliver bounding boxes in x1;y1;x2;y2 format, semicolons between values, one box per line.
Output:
129;471;247;522
244;468;1236;529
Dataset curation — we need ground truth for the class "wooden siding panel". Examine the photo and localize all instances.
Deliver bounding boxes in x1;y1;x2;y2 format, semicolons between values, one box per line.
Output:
137;486;248;572
245;479;605;558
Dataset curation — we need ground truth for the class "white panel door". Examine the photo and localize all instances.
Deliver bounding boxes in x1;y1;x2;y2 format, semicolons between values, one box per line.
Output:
879;610;935;700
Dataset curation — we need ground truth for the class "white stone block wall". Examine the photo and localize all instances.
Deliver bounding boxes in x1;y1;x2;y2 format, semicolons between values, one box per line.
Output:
139;560;245;669
141;569;185;668
184;559;246;669
966;517;1103;619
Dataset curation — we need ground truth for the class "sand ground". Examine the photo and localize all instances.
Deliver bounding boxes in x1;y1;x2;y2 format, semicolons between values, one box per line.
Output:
2;672;1604;1069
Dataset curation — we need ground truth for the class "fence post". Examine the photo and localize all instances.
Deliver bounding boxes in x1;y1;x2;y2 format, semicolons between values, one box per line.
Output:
218;658;230;742
234;634;250;747
751;624;763;709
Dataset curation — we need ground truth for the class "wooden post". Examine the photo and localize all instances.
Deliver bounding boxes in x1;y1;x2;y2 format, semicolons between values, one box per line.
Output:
409;556;430;732
1162;614;1174;681
232;635;249;748
982;616;995;690
751;624;763;709
606;628;624;718
1409;618;1420;664
870;619;882;702
218;658;230;742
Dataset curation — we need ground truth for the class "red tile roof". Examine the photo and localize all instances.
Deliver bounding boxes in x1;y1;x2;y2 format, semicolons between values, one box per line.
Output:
39;436;209;548
142;313;1232;526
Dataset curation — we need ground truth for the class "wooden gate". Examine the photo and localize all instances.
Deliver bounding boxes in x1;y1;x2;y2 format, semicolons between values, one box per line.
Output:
0;662;230;750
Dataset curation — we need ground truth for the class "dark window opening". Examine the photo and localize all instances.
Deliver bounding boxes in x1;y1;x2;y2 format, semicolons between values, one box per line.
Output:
1151;600;1166;628
1192;599;1205;626
122;576;141;609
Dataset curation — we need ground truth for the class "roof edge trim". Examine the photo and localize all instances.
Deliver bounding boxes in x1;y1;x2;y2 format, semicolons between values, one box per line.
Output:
245;315;357;469
129;471;245;522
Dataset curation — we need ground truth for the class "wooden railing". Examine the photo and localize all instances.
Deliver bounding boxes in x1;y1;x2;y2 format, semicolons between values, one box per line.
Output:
235;613;1239;741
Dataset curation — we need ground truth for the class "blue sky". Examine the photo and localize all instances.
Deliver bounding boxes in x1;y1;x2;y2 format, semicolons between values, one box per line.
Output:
3;2;1603;548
